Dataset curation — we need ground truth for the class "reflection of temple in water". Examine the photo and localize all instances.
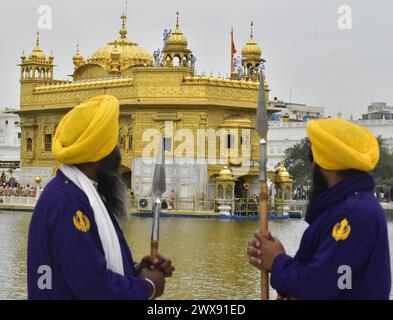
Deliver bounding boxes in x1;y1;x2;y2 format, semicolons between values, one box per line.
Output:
12;11;289;214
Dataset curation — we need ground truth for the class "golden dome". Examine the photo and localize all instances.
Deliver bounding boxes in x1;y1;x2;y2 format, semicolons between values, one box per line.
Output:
241;22;262;59
219;166;233;179
166;27;188;47
29;32;46;61
88;14;153;68
73;45;83;60
276;162;291;181
165;12;188;48
241;35;262;58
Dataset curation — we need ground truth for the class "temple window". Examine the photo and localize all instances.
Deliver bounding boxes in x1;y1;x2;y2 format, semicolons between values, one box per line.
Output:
26;138;33;152
119;135;125;149
128;129;133;150
44;134;52;151
227;134;235;149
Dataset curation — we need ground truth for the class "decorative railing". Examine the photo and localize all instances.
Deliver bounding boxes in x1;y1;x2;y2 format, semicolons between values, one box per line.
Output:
0;195;37;206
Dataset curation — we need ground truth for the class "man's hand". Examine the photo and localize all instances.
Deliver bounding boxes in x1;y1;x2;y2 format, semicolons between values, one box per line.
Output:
139;268;165;300
247;231;286;272
136;255;175;278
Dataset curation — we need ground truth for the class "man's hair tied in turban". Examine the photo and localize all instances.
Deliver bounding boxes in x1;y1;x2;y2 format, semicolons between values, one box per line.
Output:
53;95;119;164
306;118;379;172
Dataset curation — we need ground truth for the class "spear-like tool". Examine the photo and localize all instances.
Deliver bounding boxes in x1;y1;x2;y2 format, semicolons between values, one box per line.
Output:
256;63;269;300
151;138;166;258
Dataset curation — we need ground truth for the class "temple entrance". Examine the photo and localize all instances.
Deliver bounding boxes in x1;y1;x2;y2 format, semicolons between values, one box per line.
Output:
234;176;249;198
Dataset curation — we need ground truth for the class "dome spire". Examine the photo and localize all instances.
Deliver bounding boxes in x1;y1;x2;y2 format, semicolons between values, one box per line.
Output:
250;21;254;37
36;32;40;47
28;31;46;61
119;3;128;40
176;11;180;28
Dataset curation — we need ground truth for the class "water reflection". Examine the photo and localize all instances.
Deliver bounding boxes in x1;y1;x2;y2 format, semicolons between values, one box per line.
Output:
0;211;392;299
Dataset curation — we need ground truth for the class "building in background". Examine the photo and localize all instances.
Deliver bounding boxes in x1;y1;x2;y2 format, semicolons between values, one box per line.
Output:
268;98;324;122
0;110;21;182
362;102;393;120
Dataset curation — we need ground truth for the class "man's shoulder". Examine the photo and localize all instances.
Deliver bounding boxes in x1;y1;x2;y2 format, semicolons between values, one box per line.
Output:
332;191;384;231
35;170;90;215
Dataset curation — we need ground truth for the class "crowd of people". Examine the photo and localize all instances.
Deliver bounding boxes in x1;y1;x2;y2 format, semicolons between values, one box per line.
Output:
0;183;38;197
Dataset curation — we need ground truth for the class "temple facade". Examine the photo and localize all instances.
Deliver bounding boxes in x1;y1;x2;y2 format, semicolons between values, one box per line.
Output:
14;12;279;202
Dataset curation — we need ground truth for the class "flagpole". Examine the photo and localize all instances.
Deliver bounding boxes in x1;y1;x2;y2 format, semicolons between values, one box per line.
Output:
230;28;233;79
230;28;236;79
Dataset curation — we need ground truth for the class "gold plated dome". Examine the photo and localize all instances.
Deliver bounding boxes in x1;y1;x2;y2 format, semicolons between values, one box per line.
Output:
165;12;188;48
29;32;46;61
88;14;153;68
241;22;262;59
241;35;262;58
219;166;233;179
276;162;291;182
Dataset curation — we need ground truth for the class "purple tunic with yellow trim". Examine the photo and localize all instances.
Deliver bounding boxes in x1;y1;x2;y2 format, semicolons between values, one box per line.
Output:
27;170;150;300
271;173;391;299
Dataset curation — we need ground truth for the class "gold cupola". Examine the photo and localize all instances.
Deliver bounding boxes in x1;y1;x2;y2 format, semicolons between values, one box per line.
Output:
162;12;192;67
276;162;291;182
29;32;46;61
241;22;264;80
73;13;153;80
19;32;55;81
89;13;153;67
72;45;84;69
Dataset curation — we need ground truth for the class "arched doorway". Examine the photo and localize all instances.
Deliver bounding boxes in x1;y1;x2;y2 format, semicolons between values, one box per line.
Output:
234;176;249;198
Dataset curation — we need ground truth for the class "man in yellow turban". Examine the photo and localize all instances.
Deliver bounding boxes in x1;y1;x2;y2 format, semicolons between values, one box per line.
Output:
248;118;391;299
27;95;175;300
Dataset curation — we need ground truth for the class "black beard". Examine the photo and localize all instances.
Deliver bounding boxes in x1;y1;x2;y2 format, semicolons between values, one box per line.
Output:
308;164;329;203
96;147;128;219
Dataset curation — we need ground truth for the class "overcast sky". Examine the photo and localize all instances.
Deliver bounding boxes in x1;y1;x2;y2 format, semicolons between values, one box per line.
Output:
1;0;392;119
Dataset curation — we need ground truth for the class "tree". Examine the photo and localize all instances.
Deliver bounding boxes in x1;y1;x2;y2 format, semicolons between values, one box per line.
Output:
278;138;312;188
371;136;393;188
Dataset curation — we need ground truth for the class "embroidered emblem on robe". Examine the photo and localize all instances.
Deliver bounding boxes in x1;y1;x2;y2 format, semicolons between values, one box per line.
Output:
332;218;351;241
73;210;90;232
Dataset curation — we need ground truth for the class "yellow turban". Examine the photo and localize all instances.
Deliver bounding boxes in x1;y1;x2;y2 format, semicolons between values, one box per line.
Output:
53;95;119;164
306;118;379;172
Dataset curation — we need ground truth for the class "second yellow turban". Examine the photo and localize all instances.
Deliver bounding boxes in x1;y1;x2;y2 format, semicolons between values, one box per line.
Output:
53;95;119;164
306;118;379;172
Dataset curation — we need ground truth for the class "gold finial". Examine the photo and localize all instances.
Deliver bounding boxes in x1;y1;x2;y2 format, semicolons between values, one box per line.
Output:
176;11;179;28
250;21;254;37
76;44;80;53
36;32;40;47
121;13;127;29
120;11;128;39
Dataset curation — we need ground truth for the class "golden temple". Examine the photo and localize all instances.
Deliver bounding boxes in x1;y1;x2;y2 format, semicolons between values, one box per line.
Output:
15;12;281;202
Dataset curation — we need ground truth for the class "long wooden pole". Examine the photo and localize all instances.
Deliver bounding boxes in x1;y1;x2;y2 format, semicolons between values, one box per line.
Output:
151;198;161;259
259;139;269;300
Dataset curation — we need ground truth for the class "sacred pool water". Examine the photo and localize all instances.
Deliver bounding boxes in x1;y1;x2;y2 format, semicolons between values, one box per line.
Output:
0;211;392;300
